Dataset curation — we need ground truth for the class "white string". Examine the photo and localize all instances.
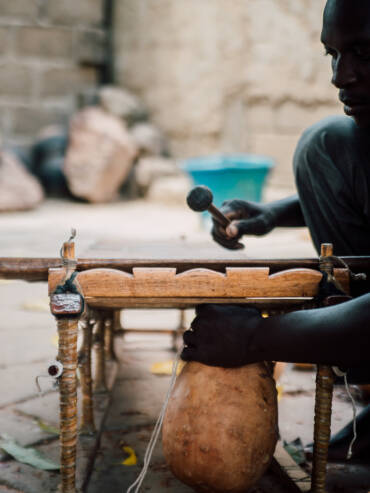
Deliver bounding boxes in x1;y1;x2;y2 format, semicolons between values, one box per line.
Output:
35;374;51;395
343;373;357;460
126;348;183;493
332;366;357;460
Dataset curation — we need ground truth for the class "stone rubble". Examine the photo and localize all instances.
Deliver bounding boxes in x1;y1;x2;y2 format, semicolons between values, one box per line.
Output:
135;156;180;196
99;85;149;126
0;150;44;212
130;122;168;157
64;107;138;203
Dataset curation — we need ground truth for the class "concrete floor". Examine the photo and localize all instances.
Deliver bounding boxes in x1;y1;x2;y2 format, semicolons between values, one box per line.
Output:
0;197;369;492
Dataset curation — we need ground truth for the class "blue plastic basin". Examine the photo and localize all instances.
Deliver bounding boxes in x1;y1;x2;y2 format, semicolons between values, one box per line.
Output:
182;154;275;207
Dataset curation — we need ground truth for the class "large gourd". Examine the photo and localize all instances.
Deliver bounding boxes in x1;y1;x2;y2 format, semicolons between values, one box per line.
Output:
162;361;278;492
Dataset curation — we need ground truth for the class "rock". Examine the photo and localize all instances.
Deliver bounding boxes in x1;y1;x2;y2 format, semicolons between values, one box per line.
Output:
64;107;137;203
0;151;44;212
135;156;179;195
130;123;168;157
147;174;192;204
32;126;70;197
99;86;148;125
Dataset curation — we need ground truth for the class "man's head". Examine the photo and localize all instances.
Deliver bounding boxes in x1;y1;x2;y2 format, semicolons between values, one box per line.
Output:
322;0;370;128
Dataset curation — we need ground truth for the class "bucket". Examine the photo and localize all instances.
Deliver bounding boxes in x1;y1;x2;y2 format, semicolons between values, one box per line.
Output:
182;154;275;208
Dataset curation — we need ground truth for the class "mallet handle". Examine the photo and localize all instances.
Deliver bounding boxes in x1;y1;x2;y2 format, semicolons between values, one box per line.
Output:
208;204;231;228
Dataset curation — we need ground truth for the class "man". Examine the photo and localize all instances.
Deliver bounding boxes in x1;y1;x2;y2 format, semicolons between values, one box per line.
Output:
182;0;370;461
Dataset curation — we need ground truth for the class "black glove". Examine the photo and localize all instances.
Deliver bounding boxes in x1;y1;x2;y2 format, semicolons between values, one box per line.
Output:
181;304;262;367
211;199;276;250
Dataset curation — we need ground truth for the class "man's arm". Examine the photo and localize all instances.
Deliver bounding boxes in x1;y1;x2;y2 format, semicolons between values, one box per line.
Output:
253;293;370;366
212;195;306;249
182;295;370;368
267;194;305;228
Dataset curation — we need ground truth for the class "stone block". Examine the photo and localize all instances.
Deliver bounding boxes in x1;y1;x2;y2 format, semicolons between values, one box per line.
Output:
275;102;343;134
148;174;192;204
15;27;74;59
11;106;69;136
0;0;38;20
170;134;219;159
0;63;33;97
247;104;276;133
135;156;178;195
40;66;97;97
249;132;300;191
0;27;10;55
45;0;104;26
76;29;106;65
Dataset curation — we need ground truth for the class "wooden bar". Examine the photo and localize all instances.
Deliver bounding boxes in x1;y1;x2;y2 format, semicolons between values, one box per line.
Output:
2;256;370;281
83;297;314;310
49;267;350;298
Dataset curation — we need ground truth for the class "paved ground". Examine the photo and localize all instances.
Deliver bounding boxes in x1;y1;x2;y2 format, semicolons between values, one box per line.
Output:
0;197;369;492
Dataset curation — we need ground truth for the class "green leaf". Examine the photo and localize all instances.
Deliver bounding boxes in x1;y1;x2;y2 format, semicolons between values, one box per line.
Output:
0;434;60;471
37;419;59;436
283;438;306;466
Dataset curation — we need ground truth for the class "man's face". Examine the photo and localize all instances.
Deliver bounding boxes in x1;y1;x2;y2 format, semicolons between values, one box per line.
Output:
322;0;370;128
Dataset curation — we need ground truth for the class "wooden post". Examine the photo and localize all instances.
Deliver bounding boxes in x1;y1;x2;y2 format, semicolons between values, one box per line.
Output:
93;314;108;393
78;317;95;435
57;317;79;493
50;235;82;493
104;312;117;362
311;243;336;493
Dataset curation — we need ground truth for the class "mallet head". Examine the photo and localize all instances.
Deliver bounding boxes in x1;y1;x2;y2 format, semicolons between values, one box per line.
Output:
186;185;213;212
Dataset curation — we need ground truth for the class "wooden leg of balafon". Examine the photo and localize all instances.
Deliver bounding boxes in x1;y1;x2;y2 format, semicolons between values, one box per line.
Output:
311;365;335;493
311;243;336;493
57;317;79;493
104;312;117;362
78;317;95;435
93;315;108;393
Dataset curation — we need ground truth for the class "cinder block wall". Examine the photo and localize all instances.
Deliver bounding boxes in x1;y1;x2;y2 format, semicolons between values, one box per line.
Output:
0;0;107;148
115;0;343;191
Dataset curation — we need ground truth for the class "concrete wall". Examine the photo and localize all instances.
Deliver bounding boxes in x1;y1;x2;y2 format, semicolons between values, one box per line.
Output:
0;0;107;147
115;0;343;191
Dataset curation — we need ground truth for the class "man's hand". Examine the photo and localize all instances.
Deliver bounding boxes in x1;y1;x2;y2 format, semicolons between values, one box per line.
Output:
181;304;262;367
211;200;276;250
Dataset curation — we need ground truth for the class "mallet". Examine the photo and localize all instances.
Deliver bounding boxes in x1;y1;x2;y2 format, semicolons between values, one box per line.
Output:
186;185;231;227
